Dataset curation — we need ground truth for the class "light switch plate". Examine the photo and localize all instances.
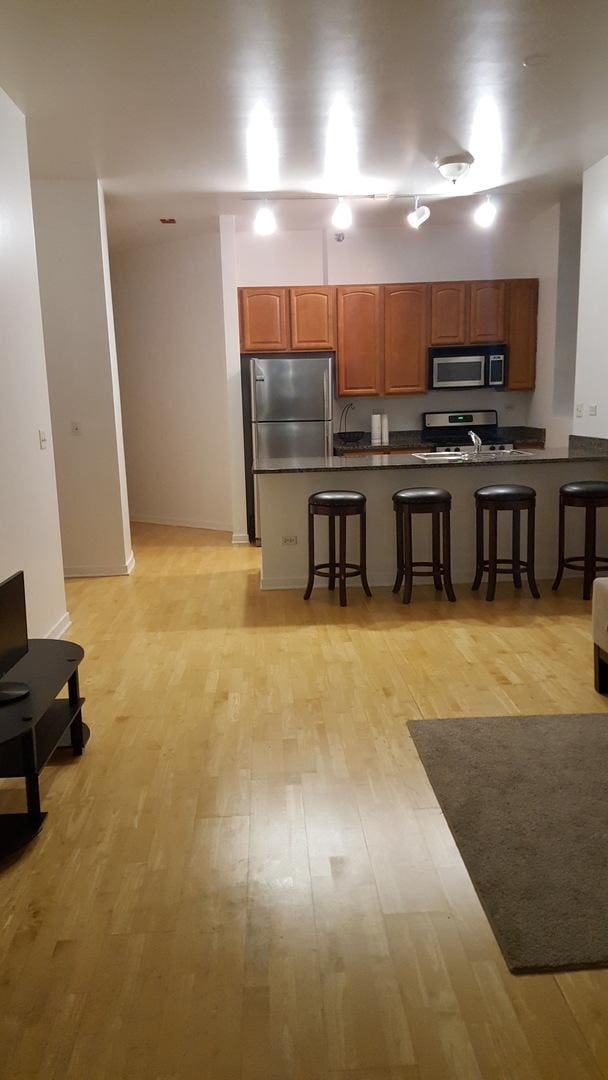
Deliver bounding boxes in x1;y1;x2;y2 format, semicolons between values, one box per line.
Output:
576;403;584;418
589;404;598;416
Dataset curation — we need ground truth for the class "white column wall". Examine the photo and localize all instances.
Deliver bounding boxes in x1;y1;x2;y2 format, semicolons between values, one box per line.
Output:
0;87;68;638
573;154;608;438
112;231;233;532
31;179;133;577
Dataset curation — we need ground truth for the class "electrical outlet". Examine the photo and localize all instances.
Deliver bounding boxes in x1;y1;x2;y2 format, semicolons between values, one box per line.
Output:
38;429;47;450
576;403;584;418
281;535;298;546
589;404;598;416
71;420;82;435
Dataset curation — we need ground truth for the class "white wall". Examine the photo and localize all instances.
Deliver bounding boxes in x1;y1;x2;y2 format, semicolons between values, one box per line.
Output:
526;196;581;446
32;179;133;577
236;221;538;432
573;155;608;438
112;232;233;531
0;87;68;638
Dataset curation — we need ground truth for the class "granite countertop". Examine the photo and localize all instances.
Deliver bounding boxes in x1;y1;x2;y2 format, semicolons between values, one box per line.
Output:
333;426;546;453
253;445;608;474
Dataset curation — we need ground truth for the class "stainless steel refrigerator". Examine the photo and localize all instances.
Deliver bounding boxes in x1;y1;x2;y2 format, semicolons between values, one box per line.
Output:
242;354;334;541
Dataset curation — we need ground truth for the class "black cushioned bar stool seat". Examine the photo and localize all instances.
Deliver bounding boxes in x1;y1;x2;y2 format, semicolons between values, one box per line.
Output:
392;487;456;604
473;484;540;601
552;481;608;600
304;490;371;607
309;490;365;508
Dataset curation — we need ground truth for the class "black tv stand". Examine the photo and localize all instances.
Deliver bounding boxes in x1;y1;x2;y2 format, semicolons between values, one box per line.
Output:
0;638;87;859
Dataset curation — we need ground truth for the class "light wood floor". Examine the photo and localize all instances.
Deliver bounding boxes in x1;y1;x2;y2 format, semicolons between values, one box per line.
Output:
1;522;608;1080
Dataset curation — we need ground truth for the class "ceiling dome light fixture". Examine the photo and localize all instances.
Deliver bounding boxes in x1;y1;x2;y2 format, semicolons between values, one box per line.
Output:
406;195;431;230
473;194;497;228
253;202;277;236
436;152;475;183
331;197;353;230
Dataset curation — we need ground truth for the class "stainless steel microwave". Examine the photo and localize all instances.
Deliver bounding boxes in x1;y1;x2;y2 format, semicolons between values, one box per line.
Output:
429;347;507;390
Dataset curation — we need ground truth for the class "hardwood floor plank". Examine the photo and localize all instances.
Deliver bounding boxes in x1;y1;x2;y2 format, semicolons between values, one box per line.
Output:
1;525;607;1079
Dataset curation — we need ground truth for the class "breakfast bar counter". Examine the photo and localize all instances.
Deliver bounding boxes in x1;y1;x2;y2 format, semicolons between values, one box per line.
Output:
254;446;608;590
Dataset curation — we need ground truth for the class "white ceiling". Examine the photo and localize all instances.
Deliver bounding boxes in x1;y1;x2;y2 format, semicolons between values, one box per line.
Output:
0;0;604;249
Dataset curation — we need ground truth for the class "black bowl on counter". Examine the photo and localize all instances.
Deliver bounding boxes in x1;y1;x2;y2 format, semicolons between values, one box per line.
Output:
335;431;365;445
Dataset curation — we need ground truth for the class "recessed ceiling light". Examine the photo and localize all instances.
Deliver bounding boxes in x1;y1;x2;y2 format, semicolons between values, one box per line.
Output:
436;152;474;183
160;217;176;224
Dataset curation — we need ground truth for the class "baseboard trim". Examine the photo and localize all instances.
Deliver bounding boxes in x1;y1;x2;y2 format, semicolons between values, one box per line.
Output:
46;611;72;639
64;561;134;579
232;533;250;545
130;514;233;532
260;568;562;591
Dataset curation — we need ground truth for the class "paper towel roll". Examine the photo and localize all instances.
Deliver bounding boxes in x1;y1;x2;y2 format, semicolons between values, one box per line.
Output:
371;413;382;446
381;413;389;445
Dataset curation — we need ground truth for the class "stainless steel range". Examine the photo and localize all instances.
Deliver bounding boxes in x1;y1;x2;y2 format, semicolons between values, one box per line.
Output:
422;409;512;451
413;409;533;463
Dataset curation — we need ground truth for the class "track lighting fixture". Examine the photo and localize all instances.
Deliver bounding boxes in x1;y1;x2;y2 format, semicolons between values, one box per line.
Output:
473;195;497;228
331;197;353;229
253;202;277;236
406;196;431;229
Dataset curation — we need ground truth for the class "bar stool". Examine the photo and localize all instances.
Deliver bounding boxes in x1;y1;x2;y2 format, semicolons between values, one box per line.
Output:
473;484;540;601
552;481;608;599
392;487;456;604
303;490;372;607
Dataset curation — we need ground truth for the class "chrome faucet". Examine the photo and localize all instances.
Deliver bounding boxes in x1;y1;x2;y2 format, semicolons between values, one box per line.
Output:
468;430;482;454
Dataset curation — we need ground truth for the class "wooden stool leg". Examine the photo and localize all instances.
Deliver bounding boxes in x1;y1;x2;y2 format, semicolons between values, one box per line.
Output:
512;508;522;588
527;503;541;599
584;502;597;600
472;501;484;590
393;508;404;593
328;514;336;591
403;507;413;604
338;512;347;607
486;508;498;602
552;496;565;591
432;510;443;591
359;511;372;597
442;508;456;602
303;509;315;600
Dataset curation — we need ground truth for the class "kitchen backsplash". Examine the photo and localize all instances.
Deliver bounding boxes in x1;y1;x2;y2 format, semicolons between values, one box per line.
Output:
333;388;532;432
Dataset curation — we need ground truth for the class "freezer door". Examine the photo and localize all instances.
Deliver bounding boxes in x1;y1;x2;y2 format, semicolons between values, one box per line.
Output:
253;421;332;461
251;356;332;422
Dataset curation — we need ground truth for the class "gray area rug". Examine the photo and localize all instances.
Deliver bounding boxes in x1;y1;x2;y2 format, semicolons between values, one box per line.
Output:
408;714;608;973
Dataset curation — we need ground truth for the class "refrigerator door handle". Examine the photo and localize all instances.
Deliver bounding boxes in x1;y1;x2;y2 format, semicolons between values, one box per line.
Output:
250;359;258;422
323;369;329;421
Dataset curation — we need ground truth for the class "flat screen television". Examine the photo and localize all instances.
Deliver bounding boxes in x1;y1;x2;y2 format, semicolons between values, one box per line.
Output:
0;571;30;704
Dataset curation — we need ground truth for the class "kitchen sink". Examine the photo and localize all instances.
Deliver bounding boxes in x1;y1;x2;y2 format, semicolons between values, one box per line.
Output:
412;449;534;463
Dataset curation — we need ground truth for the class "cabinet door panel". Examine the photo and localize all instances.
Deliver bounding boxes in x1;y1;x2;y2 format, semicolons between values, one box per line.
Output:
337;286;383;396
470;281;506;343
384;284;429;394
506;279;538;390
430;283;467;344
239;288;289;351
290;287;335;349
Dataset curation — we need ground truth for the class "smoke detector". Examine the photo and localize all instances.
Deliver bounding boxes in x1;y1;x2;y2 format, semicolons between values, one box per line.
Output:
435;153;474;183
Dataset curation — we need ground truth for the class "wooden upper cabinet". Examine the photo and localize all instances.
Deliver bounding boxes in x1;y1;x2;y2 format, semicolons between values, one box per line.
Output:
469;281;506;343
506;279;538;390
430;283;467;345
337;286;383;396
289;287;335;350
383;284;429;394
239;288;289;351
